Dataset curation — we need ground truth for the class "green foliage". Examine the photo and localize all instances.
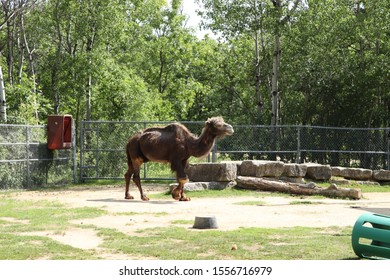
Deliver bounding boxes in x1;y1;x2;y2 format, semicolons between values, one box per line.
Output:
0;0;388;127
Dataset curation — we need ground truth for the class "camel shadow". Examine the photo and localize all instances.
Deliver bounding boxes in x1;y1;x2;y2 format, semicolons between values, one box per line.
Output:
87;198;179;205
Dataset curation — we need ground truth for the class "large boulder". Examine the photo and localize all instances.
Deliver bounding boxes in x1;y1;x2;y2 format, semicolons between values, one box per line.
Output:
305;163;332;180
331;166;345;177
185;162;237;182
240;160;285;178
373;170;390;182
255;161;285;177
221;161;242;176
240;160;258;176
283;163;307;177
340;168;372;181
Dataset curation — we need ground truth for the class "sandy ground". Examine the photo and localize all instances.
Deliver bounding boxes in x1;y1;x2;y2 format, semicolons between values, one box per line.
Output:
4;185;390;252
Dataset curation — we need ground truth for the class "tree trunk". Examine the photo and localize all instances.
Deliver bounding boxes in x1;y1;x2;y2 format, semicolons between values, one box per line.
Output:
6;12;14;85
271;34;281;126
271;0;282;126
254;31;262;119
0;66;7;122
85;26;95;121
236;176;362;200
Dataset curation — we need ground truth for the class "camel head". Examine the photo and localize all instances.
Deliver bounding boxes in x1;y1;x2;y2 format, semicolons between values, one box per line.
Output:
204;116;234;137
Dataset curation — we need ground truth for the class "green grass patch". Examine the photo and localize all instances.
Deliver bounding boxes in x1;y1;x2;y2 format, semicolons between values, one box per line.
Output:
316;181;390;193
0;233;97;260
0;198;106;259
99;226;356;260
171;219;194;225
289;200;322;205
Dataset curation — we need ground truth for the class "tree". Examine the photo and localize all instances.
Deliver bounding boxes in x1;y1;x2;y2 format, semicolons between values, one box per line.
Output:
198;0;270;123
198;0;302;125
0;66;6;122
281;0;390;127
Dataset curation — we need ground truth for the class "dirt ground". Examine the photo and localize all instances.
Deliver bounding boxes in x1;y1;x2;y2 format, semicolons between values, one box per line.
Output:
4;184;390;251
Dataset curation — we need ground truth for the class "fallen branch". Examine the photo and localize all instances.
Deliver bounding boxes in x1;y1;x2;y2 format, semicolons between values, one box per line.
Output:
236;176;361;200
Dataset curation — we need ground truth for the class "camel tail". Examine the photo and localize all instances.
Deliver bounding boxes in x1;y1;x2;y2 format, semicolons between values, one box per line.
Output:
125;141;132;167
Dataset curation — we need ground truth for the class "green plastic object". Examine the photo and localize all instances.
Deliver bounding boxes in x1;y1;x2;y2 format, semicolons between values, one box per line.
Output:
352;212;390;259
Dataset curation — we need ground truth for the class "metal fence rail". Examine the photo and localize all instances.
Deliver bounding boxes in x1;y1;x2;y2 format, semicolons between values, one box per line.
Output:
80;121;390;181
0;123;76;189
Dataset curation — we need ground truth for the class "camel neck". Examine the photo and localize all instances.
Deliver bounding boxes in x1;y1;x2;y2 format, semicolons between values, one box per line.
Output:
189;128;216;158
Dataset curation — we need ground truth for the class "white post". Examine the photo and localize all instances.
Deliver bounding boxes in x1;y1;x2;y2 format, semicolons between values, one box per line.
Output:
0;66;7;122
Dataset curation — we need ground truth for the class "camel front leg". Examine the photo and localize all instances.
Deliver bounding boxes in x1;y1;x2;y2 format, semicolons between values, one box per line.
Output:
172;177;191;201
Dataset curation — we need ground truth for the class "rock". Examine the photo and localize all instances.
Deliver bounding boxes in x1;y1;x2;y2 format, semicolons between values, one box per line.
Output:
331;166;345;177
221;161;242;176
240;160;261;177
355;181;380;186
283;163;307;177
239;160;285;178
305;163;332;180
330;178;351;185
373;170;390;182
169;181;236;192
340;168;372;181
185;162;237;182
255;161;285;177
170;182;207;192
207;181;236;190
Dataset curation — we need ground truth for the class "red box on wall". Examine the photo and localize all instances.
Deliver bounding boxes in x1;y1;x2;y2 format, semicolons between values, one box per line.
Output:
47;115;72;150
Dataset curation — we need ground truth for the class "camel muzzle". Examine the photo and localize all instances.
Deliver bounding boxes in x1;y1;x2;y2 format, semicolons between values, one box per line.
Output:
225;125;234;135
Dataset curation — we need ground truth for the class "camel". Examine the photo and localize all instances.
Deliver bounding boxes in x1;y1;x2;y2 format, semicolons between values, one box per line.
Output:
124;117;234;201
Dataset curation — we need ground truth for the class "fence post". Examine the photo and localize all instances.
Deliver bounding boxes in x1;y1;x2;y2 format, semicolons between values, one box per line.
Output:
79;121;84;182
296;126;301;164
387;131;390;170
143;121;147;179
211;143;217;162
26;126;31;188
72;118;77;183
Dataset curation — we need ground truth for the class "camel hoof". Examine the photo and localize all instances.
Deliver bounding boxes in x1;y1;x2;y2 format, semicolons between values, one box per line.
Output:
171;189;181;200
141;196;150;201
125;195;134;200
179;197;191;201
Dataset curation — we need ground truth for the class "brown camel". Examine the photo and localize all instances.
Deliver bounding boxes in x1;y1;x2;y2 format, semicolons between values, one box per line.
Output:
124;116;234;201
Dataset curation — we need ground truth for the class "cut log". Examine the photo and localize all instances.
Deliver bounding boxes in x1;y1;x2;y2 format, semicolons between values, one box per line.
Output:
236;176;361;200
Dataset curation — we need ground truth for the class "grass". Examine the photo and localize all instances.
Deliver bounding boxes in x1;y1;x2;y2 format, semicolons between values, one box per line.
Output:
316;180;390;193
0;180;387;260
99;226;355;260
0;198;106;259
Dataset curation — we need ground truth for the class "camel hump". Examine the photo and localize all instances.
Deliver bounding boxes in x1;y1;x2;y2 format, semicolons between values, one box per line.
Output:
143;122;192;137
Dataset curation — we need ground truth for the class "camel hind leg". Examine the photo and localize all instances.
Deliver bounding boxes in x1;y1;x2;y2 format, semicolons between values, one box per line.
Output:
124;163;134;199
133;169;149;201
125;157;149;201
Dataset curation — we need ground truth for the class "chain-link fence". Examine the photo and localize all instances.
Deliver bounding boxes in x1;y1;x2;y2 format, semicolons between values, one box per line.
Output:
0;124;76;189
80;121;390;181
219;125;390;169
